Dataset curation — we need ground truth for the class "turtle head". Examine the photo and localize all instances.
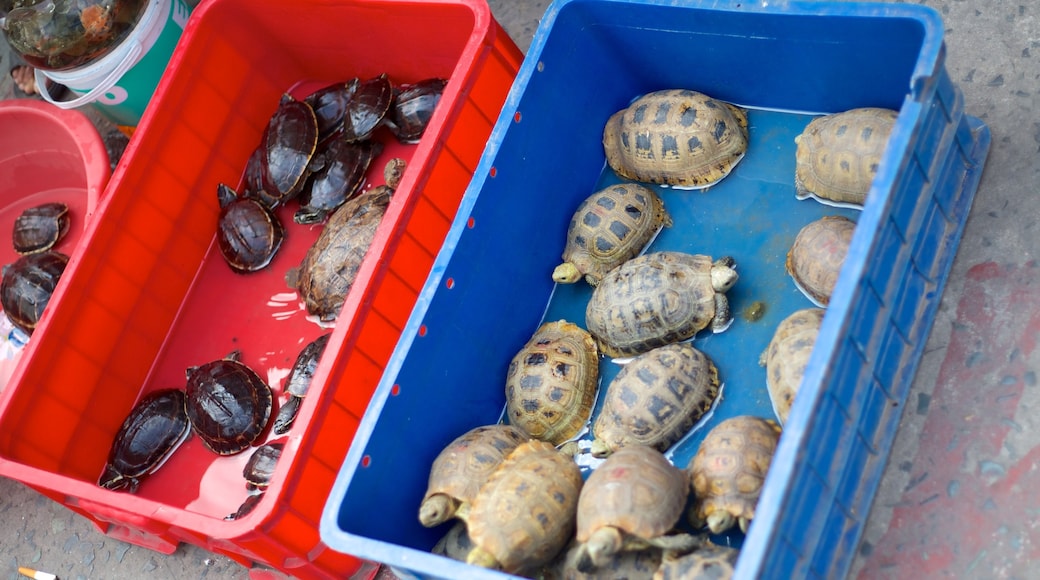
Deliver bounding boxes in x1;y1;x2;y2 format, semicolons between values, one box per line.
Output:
418;493;460;528
589;438;614;458
552;262;583;284
98;468;138;493
706;510;737;535
585;527;624;569
710;258;739;292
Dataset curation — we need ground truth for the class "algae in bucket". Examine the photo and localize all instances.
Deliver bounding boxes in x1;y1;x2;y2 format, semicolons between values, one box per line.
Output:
33;0;191;128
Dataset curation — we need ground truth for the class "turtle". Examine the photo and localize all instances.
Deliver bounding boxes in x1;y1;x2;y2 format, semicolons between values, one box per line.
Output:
553;183;672;287
572;445;702;572
286;185;392;322
786;215;856;306
541;542;664;580
760;308;825;425
258;93;319;208
216;183;285;274
419;424;529;528
585;251;738;358
243;442;284;491
304;81;353;142
794;107;898;206
687;415;782;534
184;351;273;456
462;440;583;574
0;250;68;335
590;343;720;457
341;73;394;142
505;320;599;446
272;333;331;435
385;77;448;143
12;202;71;254
602;89;749;189
383;157;407;190
431;520;475;562
294;139;383;225
653;543;740;580
226;493;264;521
98;389;190;493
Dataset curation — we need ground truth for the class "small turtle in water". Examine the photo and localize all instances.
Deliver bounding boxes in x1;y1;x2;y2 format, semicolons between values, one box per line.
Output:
13;202;70;254
184;351;273;456
572;445;702;572
603;89;749;189
553;183;672;287
216;183;285;274
0;250;68;335
505;320;599;446
98;389;190;493
653;543;740;580
286;185;392;322
786;215;855;306
586;251;738;358
419;424;529;528
761;308;825;425
243;442;284;490
687;415;781;534
591;343;720;457
272;333;331;435
794;107;898;207
462;440;583;575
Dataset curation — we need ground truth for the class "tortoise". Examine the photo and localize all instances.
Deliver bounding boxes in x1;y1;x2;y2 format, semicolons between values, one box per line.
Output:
653;544;740;580
505;320;599;446
786;215;856;306
98;389;190;493
385;77;448;143
590;343;720;457
272;333;331;435
216;183;285;274
572;445;702;572
258;93;319;208
553;183;672;287
294;139;383;225
761;308;825;425
687;415;782;534
184;351;273;456
383;157;407;190
602;89;749;189
13;202;70;254
286;185;392;322
585;251;738;358
551;545;664;580
0;250;68;335
341;73;394;142
419;424;529;528
794;107;898;206
462;440;583;574
431;520;475;562
243;442;284;490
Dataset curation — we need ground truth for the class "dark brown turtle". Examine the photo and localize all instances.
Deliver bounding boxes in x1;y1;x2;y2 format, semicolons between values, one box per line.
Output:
0;250;68;335
341;73;394;142
294;139;384;225
13;202;71;254
216;183;285;274
98;389;190;493
184;351;273;456
243;442;284;490
241;142;267;199
258;93;319;208
386;77;448;143
285;185;392;322
273;333;331;435
226;493;264;521
304;81;352;142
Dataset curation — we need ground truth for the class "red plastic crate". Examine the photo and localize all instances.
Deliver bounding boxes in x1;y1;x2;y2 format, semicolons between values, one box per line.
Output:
0;0;521;578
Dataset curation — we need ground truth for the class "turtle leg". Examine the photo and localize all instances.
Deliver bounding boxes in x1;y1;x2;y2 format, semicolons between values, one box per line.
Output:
646;532;707;557
711;293;734;333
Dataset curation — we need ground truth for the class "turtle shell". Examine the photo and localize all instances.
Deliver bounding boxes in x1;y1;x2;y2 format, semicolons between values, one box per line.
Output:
387;77;447;143
260;93;319;207
294;139;383;225
286;185;391;322
341;73;393;142
304;81;352;142
243;442;284;490
585;251;738;358
184;351;273;455
216;183;285;274
98;389;190;493
553;183;672;287
505;320;599;445
552;545;664;580
419;424;529;528
272;333;331;435
591;343;720;457
653;544;739;580
0;250;68;335
226;493;264;521
786;215;855;306
762;308;825;425
687;415;781;534
431;520;476;562
575;445;689;568
602;89;749;189
13;202;71;254
463;440;583;574
794;107;897;206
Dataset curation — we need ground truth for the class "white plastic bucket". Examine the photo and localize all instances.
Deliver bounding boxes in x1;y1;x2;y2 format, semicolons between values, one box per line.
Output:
35;0;190;127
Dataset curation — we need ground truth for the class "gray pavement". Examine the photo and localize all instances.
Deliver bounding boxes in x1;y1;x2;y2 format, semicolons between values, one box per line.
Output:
0;0;1035;578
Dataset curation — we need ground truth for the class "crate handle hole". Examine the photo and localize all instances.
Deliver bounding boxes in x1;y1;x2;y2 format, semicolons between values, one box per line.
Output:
391;384;401;396
467;216;476;229
418;325;428;337
489;166;497;178
445;277;455;289
361;455;371;468
513;111;522;123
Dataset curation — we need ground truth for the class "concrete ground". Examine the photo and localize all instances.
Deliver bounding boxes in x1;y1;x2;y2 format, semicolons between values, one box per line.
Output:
0;0;1036;578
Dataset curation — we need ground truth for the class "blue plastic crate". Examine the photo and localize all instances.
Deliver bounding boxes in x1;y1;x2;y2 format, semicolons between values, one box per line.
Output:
320;1;990;578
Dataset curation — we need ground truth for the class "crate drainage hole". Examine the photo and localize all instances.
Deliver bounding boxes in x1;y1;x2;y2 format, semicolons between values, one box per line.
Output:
467;216;475;228
418;325;428;337
514;111;522;123
391;384;401;396
361;455;371;468
537;61;544;72
489;166;497;178
445;277;455;289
